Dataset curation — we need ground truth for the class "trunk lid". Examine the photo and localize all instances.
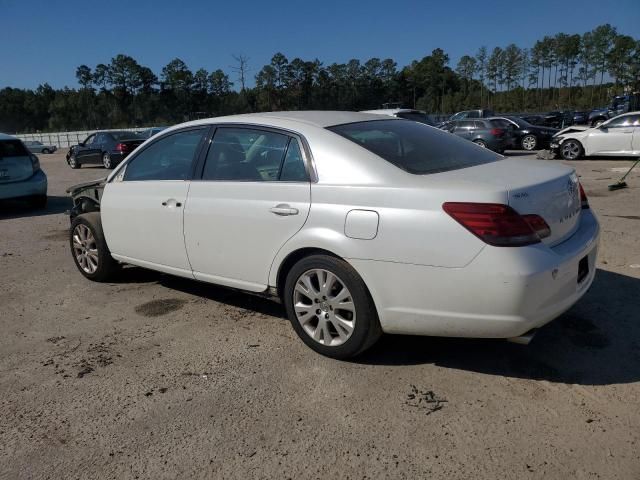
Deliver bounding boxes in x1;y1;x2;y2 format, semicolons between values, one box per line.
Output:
116;139;144;156
432;159;582;246
0;139;34;184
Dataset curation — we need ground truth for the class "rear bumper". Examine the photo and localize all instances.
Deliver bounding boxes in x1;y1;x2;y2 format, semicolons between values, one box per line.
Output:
350;209;600;338
0;169;47;201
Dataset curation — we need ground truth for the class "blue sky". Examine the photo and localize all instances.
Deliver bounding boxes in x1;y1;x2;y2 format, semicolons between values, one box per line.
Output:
1;0;639;90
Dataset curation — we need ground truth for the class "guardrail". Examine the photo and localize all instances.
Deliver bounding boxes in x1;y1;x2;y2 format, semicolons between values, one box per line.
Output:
13;128;141;149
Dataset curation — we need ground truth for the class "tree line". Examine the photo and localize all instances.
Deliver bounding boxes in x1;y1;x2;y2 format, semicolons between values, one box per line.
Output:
1;23;638;133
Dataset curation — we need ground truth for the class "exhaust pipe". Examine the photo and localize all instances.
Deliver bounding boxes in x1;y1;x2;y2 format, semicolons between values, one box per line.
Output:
507;329;537;345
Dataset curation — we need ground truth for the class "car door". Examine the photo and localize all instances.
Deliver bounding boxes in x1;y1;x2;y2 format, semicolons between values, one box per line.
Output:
100;127;209;277
454;120;474;140
632;116;640;154
75;134;98;163
184;126;311;292
587;115;636;155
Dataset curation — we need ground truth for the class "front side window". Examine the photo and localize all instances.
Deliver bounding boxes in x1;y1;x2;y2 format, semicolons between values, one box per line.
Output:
328;119;500;175
605;115;640;127
123;128;206;181
202;127;291;181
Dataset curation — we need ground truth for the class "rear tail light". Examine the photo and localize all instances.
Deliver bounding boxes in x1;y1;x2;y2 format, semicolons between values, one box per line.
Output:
490;128;504;137
522;214;551;239
442;202;551;247
30;154;40;173
115;143;127;152
579;183;589;209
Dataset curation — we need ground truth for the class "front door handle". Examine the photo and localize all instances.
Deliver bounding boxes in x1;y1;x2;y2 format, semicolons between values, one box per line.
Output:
269;204;299;216
162;199;182;208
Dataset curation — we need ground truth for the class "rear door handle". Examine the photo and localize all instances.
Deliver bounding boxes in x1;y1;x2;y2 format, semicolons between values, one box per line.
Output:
162;199;182;208
269;204;299;216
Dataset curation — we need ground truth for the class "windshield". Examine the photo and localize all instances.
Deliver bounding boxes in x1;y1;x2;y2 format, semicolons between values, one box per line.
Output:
328;120;500;175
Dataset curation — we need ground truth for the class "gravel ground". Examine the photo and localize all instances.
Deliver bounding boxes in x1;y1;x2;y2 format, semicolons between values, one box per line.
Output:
1;150;639;479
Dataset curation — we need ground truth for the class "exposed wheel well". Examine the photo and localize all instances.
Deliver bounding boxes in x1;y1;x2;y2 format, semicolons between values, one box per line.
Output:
275;247;341;299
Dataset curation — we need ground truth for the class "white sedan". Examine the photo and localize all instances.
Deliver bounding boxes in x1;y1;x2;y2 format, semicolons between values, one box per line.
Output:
551;111;640;159
67;111;599;358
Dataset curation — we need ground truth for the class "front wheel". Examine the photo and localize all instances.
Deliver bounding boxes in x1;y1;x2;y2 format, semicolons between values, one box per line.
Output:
473;139;487;148
68;154;80;169
70;213;119;282
42;148;50;154
521;134;537;151
283;254;382;359
560;140;584;160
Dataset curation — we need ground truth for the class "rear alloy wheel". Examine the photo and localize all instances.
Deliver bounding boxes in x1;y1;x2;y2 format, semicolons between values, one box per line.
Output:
473;139;487;148
102;152;113;169
70;213;119;281
560;140;583;160
284;254;381;359
521;135;537;151
68;154;80;169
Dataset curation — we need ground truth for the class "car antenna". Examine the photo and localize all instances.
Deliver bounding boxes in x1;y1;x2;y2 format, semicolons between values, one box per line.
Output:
608;158;640;191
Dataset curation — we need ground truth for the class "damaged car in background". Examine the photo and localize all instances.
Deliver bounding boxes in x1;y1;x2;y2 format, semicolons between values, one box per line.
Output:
66;111;599;359
551;111;640;160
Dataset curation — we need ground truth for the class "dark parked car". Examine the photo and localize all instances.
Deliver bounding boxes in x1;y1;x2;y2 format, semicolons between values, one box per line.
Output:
137;126;167;139
66;131;145;169
572;111;589;125
488;116;559;151
520;114;545;126
448;109;495;121
439;119;511;153
542;111;574;129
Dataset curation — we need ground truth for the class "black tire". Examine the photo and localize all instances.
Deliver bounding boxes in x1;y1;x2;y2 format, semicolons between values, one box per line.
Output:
70;212;119;282
42;148;50;154
102;152;113;169
68;154;80;169
473;139;487;148
521;134;537;151
560;139;584;160
29;195;47;209
283;254;382;359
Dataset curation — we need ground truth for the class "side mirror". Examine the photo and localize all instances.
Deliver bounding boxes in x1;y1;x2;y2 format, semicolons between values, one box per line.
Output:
598;125;608;131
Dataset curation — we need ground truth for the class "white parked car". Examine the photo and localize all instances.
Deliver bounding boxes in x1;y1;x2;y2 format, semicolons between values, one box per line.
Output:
551;111;640;159
67;112;599;358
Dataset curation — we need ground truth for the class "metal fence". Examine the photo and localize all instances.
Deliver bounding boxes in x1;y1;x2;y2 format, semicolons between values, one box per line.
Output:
13;128;140;149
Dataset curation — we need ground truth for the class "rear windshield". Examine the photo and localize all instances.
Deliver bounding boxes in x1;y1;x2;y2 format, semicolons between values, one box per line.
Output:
328;120;500;175
395;111;433;125
111;132;144;141
0;140;30;158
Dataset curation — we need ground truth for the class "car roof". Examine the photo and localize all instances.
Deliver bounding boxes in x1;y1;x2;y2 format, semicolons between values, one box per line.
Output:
173;111;397;130
360;108;424;115
0;133;18;141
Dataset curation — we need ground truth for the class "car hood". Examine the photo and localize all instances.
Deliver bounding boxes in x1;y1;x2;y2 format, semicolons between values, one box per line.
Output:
66;177;106;196
555;125;591;136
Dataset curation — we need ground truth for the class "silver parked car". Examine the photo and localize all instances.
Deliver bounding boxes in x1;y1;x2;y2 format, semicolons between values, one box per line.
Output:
24;140;57;154
0;133;48;208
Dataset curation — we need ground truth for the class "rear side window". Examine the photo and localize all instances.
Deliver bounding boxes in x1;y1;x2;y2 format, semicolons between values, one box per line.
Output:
458;120;475;128
202;127;305;182
489;119;511;128
328;120;500;175
0;140;29;158
123;128;206;181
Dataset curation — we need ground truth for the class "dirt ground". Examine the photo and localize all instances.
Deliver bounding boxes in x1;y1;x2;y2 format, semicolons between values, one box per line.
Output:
1;150;639;480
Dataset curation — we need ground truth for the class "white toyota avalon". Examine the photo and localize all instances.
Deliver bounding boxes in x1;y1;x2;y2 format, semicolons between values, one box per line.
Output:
67;111;599;358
